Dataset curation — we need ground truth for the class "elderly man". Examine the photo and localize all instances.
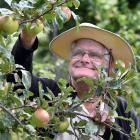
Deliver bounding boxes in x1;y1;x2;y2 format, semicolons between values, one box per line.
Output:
11;23;139;140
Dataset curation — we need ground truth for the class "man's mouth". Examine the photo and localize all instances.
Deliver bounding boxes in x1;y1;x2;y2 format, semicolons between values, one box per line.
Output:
75;66;97;71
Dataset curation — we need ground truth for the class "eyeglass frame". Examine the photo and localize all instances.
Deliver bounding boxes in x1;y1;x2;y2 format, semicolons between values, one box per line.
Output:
70;48;110;62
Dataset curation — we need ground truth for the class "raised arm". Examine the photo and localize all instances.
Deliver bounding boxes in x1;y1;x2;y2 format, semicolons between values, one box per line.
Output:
11;31;38;73
10;30;60;99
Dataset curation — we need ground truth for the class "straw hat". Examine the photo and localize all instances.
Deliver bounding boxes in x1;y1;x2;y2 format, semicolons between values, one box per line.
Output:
49;23;135;68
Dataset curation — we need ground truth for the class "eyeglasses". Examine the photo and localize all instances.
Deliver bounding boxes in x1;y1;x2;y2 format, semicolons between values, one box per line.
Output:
71;49;110;61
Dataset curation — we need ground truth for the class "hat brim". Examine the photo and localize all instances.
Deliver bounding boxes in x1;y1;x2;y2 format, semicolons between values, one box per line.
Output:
49;23;135;68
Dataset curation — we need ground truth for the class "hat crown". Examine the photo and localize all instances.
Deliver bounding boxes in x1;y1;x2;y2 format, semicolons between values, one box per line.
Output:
80;23;99;28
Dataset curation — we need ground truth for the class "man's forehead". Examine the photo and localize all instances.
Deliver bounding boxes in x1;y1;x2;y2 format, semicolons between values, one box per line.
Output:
71;38;107;51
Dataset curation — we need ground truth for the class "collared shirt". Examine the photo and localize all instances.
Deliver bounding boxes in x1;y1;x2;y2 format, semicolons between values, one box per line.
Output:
55;104;104;140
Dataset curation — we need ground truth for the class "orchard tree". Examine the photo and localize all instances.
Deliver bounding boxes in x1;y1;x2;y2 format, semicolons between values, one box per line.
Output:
0;0;140;140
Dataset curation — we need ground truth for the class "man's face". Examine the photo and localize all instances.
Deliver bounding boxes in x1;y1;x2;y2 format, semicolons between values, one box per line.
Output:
68;39;110;80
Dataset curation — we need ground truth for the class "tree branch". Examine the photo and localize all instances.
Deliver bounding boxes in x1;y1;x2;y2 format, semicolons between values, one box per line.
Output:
19;1;67;25
70;116;80;140
0;103;24;126
56;110;135;139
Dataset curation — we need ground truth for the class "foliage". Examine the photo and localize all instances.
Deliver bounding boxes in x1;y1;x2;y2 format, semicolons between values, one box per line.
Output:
0;0;140;140
0;43;139;139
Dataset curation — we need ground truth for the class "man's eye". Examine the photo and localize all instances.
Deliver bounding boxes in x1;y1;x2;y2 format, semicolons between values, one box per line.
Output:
90;52;101;58
72;51;82;57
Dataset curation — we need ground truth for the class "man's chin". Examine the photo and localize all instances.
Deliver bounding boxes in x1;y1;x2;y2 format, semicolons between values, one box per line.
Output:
72;74;99;81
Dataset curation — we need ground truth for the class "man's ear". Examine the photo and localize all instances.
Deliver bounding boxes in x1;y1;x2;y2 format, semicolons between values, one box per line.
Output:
108;60;115;76
68;76;73;85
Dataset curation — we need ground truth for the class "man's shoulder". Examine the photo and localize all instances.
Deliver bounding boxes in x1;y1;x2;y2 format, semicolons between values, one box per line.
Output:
39;77;60;96
115;96;129;118
116;96;127;107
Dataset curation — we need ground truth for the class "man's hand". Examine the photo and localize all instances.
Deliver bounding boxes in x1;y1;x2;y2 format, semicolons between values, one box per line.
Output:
88;100;114;124
20;30;37;49
20;19;44;49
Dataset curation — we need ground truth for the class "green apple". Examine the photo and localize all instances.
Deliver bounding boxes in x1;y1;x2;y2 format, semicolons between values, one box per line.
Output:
57;118;69;133
0;16;19;34
10;131;19;140
30;19;44;35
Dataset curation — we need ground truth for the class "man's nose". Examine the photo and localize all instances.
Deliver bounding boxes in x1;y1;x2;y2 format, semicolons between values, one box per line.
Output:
81;53;90;63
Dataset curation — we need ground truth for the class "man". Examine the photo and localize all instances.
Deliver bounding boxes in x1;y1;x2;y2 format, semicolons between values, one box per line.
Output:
11;23;139;140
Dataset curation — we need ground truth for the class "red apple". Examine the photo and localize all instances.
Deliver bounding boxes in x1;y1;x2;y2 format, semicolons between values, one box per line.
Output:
31;108;50;128
61;6;72;21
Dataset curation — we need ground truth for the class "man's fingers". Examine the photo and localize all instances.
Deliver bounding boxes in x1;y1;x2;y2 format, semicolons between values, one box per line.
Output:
100;111;108;122
106;116;115;124
87;101;113;123
89;110;96;118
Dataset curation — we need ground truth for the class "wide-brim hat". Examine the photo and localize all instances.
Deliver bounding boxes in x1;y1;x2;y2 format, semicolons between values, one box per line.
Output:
49;23;135;68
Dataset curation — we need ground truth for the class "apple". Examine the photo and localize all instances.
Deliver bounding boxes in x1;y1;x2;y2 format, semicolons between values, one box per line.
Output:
0;16;19;34
30;19;44;35
57;118;69;132
11;131;19;140
31;108;50;128
61;6;72;21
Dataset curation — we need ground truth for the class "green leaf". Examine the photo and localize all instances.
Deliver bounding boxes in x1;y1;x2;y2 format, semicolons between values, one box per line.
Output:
0;63;10;73
125;94;133;113
66;1;73;7
9;94;23;106
21;70;31;90
4;0;12;6
0;8;13;15
58;78;68;88
74;119;87;127
18;1;34;10
122;70;137;84
25;124;36;135
0;121;5;131
97;124;105;136
110;79;122;89
26;91;34;97
85;120;98;135
33;0;45;8
96;85;104;96
0;45;13;61
71;11;80;26
109;110;118;118
0;112;15;130
116;116;132;122
44;12;56;20
0;132;11;140
46;87;56;99
41;98;48;109
77;77;94;87
72;0;80;8
55;6;68;23
80;134;91;140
